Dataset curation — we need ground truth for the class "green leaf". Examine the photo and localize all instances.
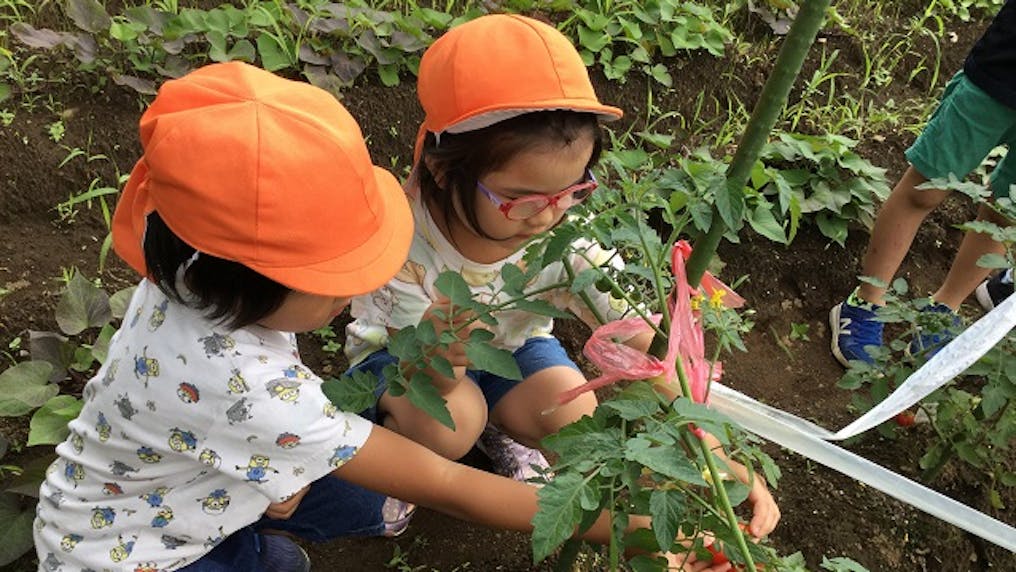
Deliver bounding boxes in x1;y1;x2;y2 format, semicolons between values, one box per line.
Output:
435;271;474;307
625;437;706;485
378;63;400;87
27;395;83;446
91;323;116;365
257;33;292;71
321;370;378;413
532;471;591;562
228;38;257;63
647;63;673;87
649;489;686;551
628;554;668;572
0;492;36;566
570;268;600;294
602;382;661;420
977;252;1010;270
66;0;111;33
206;30;229;62
820;556;871;571
746;202;788;244
56;273;111;336
465;331;521;380
406;371;453;429
0;361;58;416
512;299;571;319
0;83;10;104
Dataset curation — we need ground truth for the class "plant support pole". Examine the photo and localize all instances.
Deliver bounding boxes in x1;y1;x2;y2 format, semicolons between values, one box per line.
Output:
683;0;833;287
650;0;832;361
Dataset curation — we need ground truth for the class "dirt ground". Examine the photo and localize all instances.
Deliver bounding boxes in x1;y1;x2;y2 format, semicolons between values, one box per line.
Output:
2;6;1014;572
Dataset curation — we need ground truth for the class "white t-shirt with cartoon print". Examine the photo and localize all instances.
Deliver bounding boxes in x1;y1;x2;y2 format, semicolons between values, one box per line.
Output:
34;279;372;571
345;192;630;365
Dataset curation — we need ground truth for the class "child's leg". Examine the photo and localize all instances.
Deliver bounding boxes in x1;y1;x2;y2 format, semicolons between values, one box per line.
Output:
481;338;597;449
860;72;1016;305
857;166;949;305
354;349;487;460
933;202;1011;309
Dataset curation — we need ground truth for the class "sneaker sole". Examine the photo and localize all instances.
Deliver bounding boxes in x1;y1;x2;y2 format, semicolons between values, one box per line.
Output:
975;280;995;311
828;303;852;368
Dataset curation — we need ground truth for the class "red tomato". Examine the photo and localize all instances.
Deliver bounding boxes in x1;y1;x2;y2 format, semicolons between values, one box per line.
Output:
894;411;916;427
706;544;730;565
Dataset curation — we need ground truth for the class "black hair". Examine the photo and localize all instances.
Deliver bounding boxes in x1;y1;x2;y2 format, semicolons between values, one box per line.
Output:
142;212;290;330
416;110;603;240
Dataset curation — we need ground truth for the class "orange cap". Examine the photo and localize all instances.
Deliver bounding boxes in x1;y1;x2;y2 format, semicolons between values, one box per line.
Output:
414;14;622;159
112;62;412;297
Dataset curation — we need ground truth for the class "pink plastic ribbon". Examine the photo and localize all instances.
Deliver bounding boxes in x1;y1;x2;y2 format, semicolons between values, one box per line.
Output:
555;241;744;412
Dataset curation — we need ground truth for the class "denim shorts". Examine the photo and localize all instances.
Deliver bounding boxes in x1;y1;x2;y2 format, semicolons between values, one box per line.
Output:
906;71;1016;199
351;336;580;416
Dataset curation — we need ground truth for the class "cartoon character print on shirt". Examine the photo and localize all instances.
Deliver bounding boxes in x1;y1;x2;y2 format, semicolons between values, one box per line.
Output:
148;299;169;331
130;305;143;329
109;459;140;477
96;412;111;442
275;432;300;449
204;526;226;548
266;378;301;404
394;259;427;285
197;488;231;515
369;285;397;317
110;534;138;563
199;332;237;358
41;552;63;572
133;346;160;387
60;533;83;552
227;368;249;394
177;382;200;403
198;447;221;469
329;445;358;469
101;358;120;387
168;427;198;453
64;460;85;487
135;562;161;572
137;446;163;464
161;534;189;549
103;482;124;496
70;430;84;454
90;506;116;529
140;486;171;508
235;454;279;484
283;364;312;380
323;401;338;419
226;397;253;424
116;393;138;420
151;506;174;528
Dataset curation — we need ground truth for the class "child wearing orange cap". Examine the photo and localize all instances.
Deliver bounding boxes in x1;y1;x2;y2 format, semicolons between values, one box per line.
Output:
345;14;779;540
33;62;730;572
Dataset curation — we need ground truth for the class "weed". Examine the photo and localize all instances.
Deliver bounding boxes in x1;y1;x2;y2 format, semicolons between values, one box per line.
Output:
789;322;810;341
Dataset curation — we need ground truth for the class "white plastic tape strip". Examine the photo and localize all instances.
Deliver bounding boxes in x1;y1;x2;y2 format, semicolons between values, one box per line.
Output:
702;295;1016;552
709;383;1016;552
830;292;1016;440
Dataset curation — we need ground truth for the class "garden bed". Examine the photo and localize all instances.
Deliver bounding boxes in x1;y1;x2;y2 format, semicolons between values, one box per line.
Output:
1;2;1013;570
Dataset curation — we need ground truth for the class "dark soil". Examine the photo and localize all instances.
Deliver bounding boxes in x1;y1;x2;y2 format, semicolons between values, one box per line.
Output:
1;4;1013;572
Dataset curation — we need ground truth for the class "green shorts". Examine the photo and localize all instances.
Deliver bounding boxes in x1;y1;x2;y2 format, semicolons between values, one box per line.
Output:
906;71;1016;200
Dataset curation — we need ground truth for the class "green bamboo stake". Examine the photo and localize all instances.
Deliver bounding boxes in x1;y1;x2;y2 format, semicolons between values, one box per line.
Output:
685;0;832;286
650;0;832;359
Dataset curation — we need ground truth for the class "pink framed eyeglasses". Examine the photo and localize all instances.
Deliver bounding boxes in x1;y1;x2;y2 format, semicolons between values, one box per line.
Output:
476;169;598;220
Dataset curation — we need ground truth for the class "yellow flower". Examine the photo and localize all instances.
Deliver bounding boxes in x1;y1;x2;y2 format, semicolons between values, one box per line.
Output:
709;289;727;309
690;293;706;311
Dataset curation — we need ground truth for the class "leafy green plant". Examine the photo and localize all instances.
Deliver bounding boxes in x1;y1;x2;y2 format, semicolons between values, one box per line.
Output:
563;0;733;85
838;278;1016;508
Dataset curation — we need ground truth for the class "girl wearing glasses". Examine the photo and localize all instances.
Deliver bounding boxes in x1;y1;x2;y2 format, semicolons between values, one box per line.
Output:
344;16;778;545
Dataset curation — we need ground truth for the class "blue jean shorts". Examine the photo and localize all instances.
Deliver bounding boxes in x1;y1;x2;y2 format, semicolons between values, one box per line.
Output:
351;336;580;416
907;71;1016;199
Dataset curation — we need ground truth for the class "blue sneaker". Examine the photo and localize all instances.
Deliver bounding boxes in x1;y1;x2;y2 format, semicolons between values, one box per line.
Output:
907;302;961;358
258;534;310;572
829;300;884;367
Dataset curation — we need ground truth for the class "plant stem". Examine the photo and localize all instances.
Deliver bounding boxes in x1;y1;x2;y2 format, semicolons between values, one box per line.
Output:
673;357;756;570
683;0;832;287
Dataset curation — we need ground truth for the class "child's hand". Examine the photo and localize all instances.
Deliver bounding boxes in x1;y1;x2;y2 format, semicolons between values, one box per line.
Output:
662;540;733;571
743;474;779;539
264;484;310;520
420;295;482;369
